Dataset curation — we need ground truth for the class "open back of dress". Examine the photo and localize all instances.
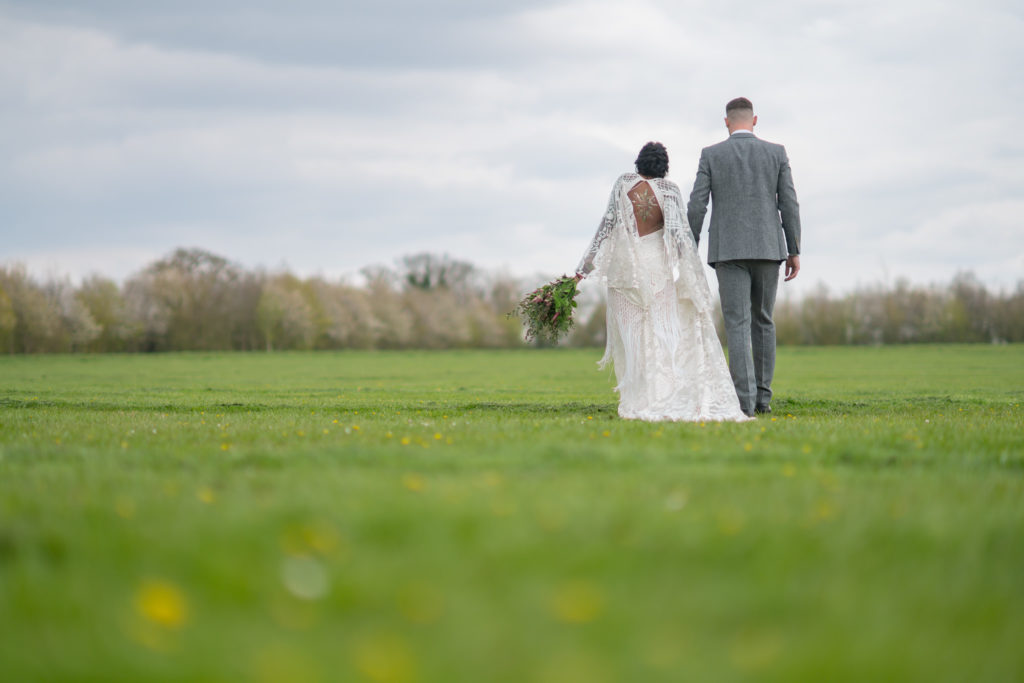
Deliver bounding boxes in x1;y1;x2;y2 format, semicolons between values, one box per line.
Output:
627;180;665;237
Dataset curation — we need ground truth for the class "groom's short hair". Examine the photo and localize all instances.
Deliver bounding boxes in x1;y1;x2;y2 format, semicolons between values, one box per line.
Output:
726;97;754;120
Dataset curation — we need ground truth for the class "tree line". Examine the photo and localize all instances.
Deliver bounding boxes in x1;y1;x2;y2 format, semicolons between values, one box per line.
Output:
772;274;1024;345
0;248;1021;353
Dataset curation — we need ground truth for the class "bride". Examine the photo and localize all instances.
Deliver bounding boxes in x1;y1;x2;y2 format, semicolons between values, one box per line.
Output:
576;142;750;422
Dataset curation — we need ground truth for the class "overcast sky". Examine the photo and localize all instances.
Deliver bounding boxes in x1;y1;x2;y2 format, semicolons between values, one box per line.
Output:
2;0;1022;298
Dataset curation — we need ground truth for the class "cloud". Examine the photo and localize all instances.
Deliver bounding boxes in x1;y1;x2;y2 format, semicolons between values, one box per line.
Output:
1;0;1022;295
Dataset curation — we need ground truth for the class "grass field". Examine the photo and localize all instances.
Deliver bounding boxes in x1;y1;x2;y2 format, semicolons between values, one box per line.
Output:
1;346;1022;682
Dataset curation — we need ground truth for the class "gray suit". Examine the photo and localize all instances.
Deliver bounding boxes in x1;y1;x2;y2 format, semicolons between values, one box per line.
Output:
687;131;801;414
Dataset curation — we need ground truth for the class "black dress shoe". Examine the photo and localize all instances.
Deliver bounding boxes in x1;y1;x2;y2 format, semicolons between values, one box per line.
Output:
754;404;771;415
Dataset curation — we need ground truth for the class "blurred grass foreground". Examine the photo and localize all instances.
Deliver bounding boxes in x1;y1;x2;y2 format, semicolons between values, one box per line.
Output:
1;345;1023;681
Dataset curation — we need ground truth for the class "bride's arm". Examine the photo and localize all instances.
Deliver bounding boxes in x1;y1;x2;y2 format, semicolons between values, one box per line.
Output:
576;177;623;277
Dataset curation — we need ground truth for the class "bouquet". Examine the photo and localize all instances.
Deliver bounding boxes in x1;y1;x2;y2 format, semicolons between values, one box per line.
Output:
510;275;581;343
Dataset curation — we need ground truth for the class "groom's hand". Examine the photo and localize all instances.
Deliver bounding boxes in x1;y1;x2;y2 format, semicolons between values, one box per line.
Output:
784;255;800;281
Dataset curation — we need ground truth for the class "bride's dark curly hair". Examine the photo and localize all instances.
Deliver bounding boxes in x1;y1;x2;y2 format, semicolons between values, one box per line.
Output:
635;141;669;178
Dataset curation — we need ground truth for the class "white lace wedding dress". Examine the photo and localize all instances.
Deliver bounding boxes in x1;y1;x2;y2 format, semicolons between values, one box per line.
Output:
577;173;750;422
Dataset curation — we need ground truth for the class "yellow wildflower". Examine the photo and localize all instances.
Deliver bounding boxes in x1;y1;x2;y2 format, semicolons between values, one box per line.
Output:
135;580;188;629
402;474;425;491
551;581;604;624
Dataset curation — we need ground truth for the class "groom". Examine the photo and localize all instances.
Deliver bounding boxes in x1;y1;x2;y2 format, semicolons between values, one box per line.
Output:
687;97;802;416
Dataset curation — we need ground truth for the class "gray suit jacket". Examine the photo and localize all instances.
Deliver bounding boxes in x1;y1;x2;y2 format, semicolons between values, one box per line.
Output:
686;132;801;265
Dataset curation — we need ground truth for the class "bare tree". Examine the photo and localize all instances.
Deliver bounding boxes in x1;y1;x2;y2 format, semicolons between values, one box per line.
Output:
485;273;536;346
303;278;377;349
0;266;65;353
129;248;248;350
0;283;15;353
569;300;607;348
403;287;473;348
400;253;478;293
361;266;414;348
76;275;134;352
42;279;100;352
992;281;1024;343
256;274;315;350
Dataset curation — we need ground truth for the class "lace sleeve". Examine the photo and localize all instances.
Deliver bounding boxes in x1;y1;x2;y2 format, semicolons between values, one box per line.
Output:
661;179;714;313
660;182;696;256
576;178;622;276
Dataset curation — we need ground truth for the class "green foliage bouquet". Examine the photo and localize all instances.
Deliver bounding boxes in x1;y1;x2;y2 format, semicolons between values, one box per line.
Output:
511;275;581;343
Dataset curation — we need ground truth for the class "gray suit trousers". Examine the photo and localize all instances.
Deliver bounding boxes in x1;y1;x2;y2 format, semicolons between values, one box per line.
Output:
715;260;780;415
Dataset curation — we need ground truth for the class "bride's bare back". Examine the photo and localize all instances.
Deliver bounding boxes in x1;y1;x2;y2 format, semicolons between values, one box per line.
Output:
627;180;664;236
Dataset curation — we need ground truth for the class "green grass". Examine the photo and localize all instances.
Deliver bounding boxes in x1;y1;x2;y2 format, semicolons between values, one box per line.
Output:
1;346;1022;682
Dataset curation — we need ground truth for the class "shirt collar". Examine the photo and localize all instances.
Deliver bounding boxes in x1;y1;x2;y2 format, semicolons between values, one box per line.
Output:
730;129;755;136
